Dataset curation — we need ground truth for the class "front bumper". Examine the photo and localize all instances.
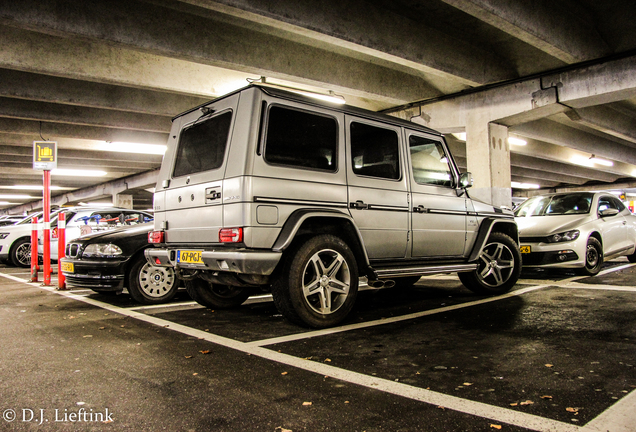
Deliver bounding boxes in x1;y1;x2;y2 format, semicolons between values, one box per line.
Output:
520;241;582;268
60;257;130;290
146;247;282;275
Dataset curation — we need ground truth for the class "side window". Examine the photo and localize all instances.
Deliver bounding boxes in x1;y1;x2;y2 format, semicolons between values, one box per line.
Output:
409;135;452;187
264;106;337;171
350;122;399;180
598;197;618;214
173;111;233;178
611;197;626;212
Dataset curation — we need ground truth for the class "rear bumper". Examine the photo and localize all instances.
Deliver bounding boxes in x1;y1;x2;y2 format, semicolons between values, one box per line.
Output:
145;247;281;275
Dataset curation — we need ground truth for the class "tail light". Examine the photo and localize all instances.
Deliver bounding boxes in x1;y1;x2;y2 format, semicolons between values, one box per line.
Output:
52;227;58;239
219;228;243;243
148;231;165;244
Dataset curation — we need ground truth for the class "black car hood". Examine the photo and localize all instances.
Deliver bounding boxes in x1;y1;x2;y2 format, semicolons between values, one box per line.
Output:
73;222;152;244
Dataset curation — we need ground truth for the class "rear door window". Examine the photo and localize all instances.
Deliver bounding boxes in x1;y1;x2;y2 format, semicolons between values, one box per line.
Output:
264;106;337;171
173;111;233;178
350;122;400;180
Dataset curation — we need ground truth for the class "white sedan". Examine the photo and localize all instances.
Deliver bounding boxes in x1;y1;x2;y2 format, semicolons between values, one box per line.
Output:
514;192;636;275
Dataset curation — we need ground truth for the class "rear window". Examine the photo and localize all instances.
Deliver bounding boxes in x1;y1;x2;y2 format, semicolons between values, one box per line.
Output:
173;111;233;178
264;106;337;171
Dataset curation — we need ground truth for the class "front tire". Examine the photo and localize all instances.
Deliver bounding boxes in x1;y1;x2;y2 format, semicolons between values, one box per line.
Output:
459;232;521;295
272;234;358;328
127;256;178;304
10;237;32;267
579;237;603;276
185;277;251;309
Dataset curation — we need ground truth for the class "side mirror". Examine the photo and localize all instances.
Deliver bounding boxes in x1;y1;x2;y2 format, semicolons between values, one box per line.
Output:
599;208;619;218
459;172;473;189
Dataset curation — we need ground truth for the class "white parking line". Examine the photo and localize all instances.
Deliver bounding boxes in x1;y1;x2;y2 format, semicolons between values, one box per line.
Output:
2;269;635;431
247;284;552;347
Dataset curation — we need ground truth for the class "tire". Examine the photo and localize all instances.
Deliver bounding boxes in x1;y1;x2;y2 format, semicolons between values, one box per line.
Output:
459;232;522;295
392;276;422;288
579;237;603;276
127;256;178;304
271;234;359;328
10;237;32;268
184;277;251;309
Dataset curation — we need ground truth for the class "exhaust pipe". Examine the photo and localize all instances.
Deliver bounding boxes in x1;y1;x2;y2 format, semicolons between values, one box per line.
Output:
367;279;396;289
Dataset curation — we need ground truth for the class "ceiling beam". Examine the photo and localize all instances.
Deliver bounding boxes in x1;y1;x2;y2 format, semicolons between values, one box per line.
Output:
439;0;609;63
0;68;210;116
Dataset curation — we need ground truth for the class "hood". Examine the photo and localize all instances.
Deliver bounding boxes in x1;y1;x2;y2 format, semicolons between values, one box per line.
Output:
515;214;590;236
72;222;152;243
471;199;514;217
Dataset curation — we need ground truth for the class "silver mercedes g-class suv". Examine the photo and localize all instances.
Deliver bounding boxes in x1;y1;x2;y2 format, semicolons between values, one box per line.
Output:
146;84;521;328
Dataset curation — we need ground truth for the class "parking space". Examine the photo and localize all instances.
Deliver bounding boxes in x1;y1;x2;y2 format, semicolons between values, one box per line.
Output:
1;261;635;431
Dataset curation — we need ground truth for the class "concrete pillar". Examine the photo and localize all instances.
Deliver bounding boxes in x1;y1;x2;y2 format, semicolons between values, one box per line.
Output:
465;111;511;208
114;194;133;209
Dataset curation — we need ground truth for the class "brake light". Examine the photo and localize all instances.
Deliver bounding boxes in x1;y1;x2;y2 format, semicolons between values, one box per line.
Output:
148;231;165;244
219;228;243;243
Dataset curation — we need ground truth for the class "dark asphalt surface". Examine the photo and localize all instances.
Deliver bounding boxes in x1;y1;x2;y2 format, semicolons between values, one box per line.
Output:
0;261;634;431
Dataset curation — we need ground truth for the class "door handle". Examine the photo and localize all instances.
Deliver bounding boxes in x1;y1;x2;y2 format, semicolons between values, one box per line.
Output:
413;205;428;213
350;200;369;210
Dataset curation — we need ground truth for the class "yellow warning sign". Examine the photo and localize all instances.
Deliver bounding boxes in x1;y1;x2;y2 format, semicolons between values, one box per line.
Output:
33;141;57;170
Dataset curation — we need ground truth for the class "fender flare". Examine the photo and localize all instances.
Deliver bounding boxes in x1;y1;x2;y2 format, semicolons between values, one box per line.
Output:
271;208;371;265
467;218;519;262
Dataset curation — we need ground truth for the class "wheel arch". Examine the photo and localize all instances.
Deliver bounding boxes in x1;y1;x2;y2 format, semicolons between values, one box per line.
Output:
271;209;371;276
123;247;148;288
468;218;518;262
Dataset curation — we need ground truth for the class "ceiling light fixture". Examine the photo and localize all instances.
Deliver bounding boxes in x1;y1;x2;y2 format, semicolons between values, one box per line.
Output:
571;155;595;167
589;155;614;167
100;142;167;155
508;137;527;146
0;194;35;199
451;132;466;141
51;169;107;177
511;181;540;189
4;185;71;191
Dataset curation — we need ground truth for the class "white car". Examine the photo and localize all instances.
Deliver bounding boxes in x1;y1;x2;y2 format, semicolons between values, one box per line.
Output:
0;210;62;267
514;192;636;275
38;207;153;261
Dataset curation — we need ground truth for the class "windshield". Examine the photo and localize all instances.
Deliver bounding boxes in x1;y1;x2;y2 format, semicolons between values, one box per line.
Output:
514;193;593;217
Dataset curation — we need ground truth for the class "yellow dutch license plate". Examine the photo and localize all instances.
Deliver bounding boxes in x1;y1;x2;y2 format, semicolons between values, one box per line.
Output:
520;245;532;254
61;261;74;273
177;250;204;264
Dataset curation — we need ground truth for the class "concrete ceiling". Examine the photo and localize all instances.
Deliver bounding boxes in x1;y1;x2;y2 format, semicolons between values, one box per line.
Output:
1;0;636;213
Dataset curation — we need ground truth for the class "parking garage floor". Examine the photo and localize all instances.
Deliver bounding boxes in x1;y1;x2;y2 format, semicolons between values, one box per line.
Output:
1;260;635;432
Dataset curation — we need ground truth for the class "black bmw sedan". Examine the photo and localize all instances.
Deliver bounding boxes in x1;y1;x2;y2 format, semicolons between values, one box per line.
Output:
60;223;179;304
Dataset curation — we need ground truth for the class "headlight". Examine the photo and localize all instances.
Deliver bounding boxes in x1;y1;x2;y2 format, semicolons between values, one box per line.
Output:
83;243;123;256
0;233;9;239
547;230;580;243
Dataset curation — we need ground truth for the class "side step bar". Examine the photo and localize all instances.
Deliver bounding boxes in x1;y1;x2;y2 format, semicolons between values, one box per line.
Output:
373;263;478;279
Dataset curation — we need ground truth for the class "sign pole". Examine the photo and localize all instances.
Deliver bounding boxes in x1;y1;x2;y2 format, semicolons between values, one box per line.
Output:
43;170;51;286
33;140;57;287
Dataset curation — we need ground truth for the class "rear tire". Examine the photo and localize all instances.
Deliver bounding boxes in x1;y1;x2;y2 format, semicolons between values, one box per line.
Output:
272;234;358;328
127;256;178;304
459;232;521;295
185;277;251;309
579;237;603;276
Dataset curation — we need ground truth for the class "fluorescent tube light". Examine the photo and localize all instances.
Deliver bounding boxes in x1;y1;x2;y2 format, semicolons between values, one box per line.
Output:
100;142;167;155
51;169;107;177
589;157;613;167
511;181;540;189
508;137;527;146
0;194;34;199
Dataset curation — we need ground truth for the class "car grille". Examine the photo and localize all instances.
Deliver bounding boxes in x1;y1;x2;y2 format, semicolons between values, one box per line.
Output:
520;236;548;243
65;243;82;258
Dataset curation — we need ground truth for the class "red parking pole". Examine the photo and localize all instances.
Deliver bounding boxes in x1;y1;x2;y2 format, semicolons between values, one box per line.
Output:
30;216;39;282
43;170;51;286
57;211;66;290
